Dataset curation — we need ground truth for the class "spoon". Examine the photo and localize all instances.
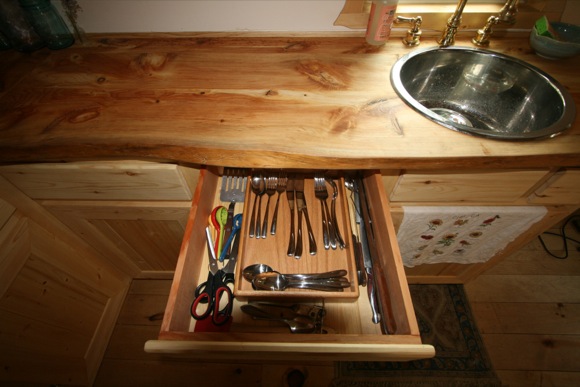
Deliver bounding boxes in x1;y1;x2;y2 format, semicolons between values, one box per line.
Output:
210;206;224;256
219;213;243;262
214;206;228;259
242;263;348;282
252;272;350;292
249;172;265;238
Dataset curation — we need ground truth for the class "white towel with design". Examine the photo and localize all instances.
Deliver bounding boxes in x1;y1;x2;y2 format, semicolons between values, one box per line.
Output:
397;206;547;267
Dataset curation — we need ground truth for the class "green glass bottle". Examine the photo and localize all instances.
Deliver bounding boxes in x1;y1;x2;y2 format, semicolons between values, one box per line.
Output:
19;0;74;49
0;0;45;52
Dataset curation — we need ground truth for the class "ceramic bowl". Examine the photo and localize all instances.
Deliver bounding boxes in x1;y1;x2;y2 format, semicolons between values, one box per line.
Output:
529;22;580;59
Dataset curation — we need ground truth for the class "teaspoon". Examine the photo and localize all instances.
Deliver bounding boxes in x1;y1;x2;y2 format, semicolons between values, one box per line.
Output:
248;173;265;238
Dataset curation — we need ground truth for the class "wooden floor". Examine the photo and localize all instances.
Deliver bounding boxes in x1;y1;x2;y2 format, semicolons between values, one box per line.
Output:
94;218;580;387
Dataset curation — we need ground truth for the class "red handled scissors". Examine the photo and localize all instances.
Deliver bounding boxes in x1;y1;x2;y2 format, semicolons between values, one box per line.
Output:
191;227;233;326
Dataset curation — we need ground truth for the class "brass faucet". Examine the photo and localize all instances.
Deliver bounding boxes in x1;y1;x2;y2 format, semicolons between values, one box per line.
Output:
438;0;469;47
472;0;519;46
497;0;519;24
395;16;423;46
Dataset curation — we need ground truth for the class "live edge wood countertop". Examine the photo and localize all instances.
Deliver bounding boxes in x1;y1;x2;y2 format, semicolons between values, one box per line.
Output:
0;33;579;170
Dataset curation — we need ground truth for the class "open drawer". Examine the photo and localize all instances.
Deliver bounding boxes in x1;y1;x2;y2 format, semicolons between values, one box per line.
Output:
145;169;435;361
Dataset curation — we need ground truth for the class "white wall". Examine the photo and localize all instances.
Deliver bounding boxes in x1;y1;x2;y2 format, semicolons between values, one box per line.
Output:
71;0;351;33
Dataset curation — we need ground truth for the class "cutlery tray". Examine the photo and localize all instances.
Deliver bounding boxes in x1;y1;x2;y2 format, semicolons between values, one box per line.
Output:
234;174;359;300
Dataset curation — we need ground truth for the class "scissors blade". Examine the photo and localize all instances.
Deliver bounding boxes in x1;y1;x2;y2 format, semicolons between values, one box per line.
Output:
205;227;219;275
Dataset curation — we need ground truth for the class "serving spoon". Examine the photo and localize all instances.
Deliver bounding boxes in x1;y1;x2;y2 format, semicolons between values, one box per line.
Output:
242;263;347;282
252;272;350;292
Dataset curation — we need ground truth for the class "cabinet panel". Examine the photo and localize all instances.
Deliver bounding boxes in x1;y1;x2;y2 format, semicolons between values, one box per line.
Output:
0;213;128;386
0;161;199;201
0;176;130;386
529;169;580;204
388;170;549;203
44;201;190;277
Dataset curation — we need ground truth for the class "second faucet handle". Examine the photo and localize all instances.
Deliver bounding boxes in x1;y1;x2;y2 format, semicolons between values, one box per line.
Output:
395;15;422;47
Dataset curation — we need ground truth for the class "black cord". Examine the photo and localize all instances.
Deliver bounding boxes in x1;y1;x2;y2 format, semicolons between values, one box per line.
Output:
537;215;580;259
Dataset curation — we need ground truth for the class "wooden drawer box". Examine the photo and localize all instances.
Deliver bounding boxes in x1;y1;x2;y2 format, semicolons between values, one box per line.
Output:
145;170;434;361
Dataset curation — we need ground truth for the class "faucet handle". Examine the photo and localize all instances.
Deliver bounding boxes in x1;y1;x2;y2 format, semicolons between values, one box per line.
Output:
395;16;422;47
472;15;499;46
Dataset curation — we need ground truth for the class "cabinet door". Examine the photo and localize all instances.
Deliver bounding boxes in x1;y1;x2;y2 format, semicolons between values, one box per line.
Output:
0;178;130;386
44;201;191;278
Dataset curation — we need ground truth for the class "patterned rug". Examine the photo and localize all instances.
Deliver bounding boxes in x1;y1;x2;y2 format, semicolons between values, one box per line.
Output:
334;284;501;387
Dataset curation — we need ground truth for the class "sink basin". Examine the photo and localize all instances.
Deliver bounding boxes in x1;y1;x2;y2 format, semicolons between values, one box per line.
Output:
390;46;576;140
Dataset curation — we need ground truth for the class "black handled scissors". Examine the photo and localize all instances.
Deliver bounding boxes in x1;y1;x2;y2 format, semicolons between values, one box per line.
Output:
191;227;233;326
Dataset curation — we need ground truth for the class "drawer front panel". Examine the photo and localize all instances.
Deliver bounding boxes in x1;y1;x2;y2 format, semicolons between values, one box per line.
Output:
389;170;549;203
147;169;434;361
0;161;198;201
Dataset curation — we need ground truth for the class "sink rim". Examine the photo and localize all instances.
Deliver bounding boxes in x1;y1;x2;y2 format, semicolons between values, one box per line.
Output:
390;46;576;141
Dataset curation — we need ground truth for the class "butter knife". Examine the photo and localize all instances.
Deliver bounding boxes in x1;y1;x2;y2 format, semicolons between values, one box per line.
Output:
295;176;317;258
286;177;296;257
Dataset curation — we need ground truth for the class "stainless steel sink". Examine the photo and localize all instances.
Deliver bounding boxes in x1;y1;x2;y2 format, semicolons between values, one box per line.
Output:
390;46;576;140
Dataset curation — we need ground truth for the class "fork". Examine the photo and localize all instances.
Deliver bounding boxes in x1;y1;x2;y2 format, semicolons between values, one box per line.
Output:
270;171;287;235
327;177;346;249
261;175;278;238
314;173;336;250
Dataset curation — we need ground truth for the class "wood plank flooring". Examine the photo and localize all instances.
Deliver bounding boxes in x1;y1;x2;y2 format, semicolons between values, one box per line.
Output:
94;217;580;387
465;218;580;387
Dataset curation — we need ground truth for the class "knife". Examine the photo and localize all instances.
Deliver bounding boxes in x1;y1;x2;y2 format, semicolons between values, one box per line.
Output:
357;176;397;335
294;176;317;258
352;233;367;287
286;177;296;257
352;179;381;325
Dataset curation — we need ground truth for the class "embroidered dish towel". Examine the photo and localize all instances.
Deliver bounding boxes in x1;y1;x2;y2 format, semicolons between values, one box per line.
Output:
397;206;547;267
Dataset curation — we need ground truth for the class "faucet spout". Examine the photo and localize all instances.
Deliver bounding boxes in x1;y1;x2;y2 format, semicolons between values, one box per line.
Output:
438;0;469;47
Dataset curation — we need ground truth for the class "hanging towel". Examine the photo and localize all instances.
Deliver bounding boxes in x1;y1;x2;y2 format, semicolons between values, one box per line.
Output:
397;206;547;267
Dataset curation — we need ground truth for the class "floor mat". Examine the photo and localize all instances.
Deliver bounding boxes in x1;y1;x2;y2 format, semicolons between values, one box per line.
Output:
334;284;501;387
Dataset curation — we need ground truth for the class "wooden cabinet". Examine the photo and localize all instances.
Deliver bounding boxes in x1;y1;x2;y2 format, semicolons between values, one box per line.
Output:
383;169;579;283
145;170;434;361
0;161;198;385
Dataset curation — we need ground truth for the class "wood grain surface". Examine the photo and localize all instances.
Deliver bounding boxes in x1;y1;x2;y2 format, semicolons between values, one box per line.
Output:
1;34;579;169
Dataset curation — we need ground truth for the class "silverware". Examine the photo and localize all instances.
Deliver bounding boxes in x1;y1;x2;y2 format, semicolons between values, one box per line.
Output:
347;178;381;325
294;177;317;258
314;173;336;250
220;168;247;255
327;177;346;249
241;305;317;334
249;172;265;238
261;175;277;239
270;171;287;235
355;176;397;334
242;263;348;282
252;272;349;291
286;177;296;257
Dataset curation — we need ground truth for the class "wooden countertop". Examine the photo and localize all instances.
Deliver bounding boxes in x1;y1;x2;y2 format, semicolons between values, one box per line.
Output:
1;33;579;170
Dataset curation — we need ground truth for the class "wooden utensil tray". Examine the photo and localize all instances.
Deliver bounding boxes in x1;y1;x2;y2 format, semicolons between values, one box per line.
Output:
234;174;359;300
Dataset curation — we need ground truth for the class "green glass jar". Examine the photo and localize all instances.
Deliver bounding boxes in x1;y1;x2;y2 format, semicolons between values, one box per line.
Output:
19;0;74;49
